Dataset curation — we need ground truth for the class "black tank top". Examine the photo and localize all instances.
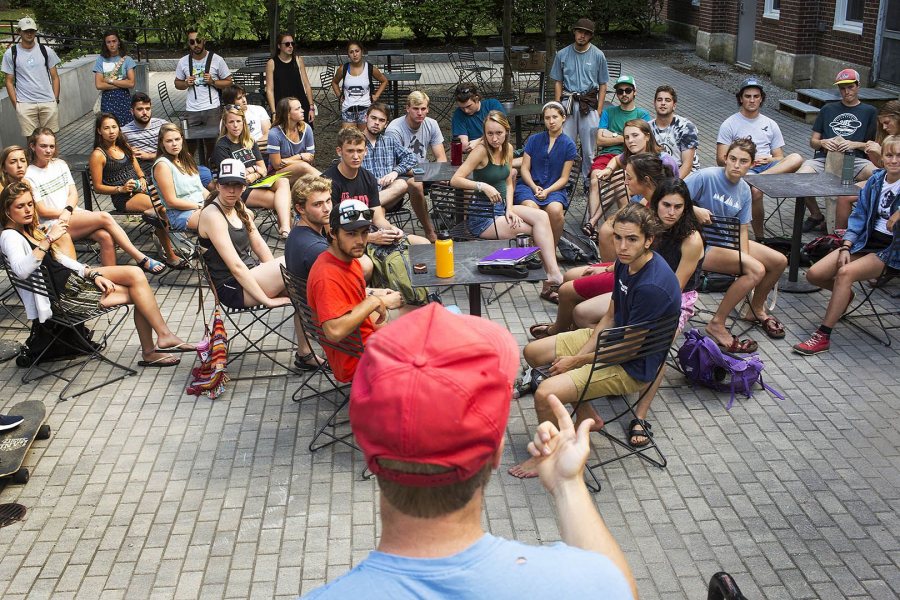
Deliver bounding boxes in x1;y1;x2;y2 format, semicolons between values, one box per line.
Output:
26;238;72;294
272;56;309;109
100;147;137;188
198;203;257;287
656;233;702;293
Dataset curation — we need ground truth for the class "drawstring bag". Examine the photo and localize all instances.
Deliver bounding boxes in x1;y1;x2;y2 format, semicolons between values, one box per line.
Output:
186;310;229;398
186;265;229;398
677;330;784;409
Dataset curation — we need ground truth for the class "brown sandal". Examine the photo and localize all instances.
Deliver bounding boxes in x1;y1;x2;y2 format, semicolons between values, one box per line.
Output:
540;284;560;304
529;323;554;339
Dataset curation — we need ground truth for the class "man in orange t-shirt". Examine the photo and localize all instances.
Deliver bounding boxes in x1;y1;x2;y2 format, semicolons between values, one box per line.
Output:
307;199;405;382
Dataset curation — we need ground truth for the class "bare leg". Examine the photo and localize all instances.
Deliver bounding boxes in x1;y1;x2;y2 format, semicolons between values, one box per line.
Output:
544;201;565;247
486;207;563;285
245;257;315;357
407;179;436;241
278;160;320;184
808;251;884;328
67;209;152;267
835;194;857;230
750;188;766;239
700;246;764;348
572;293;611;329
598;218;615;262
377;179;409;210
744;240;787;322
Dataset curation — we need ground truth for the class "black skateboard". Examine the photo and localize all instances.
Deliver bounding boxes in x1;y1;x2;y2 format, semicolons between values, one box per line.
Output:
0;400;50;485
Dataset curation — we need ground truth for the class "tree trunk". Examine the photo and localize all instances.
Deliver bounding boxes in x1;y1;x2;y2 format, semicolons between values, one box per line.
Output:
268;0;279;56
502;0;512;92
544;0;557;99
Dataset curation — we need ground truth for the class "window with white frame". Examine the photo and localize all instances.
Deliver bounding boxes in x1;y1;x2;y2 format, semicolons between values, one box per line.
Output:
764;0;781;19
834;0;865;34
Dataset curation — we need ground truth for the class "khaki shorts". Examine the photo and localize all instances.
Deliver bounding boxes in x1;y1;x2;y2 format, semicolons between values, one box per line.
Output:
16;101;60;136
555;328;644;400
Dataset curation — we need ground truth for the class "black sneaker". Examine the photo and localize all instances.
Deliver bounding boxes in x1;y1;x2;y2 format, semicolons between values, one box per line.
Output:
0;414;24;431
802;215;825;233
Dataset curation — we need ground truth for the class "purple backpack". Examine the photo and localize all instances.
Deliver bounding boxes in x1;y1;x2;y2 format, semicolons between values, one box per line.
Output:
677;330;784;409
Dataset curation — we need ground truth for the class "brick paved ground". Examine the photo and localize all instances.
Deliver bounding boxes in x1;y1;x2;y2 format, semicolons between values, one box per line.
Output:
0;55;897;599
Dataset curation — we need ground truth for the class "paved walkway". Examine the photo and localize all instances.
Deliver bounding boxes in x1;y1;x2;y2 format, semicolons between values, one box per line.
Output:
1;57;898;599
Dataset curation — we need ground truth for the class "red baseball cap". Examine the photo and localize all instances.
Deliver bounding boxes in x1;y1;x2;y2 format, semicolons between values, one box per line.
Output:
834;68;860;85
350;303;520;487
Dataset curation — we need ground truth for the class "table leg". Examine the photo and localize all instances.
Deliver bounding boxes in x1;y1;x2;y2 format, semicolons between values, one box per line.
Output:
778;195;820;294
468;284;482;317
81;170;92;211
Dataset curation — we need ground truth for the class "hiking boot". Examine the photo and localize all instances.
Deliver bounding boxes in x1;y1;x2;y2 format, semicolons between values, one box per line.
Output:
793;332;830;355
802;215;825;233
0;414;24;431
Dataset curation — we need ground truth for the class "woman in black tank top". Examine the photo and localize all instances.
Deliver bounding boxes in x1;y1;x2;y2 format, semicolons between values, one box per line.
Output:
265;33;315;123
196;166;326;370
89;113;182;267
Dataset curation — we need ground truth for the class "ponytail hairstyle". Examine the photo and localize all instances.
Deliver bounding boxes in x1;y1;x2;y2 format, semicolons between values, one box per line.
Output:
204;189;254;233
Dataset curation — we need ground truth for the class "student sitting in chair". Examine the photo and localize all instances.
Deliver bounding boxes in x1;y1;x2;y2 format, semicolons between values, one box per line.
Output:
794;135;900;355
510;204;681;478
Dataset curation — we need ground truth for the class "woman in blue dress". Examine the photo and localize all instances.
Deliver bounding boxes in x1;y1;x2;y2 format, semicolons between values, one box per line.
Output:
92;31;136;126
514;101;578;248
451;110;564;301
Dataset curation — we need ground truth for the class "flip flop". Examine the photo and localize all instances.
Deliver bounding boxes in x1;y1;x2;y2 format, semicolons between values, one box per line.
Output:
153;342;196;353
716;335;758;354
138;256;166;274
529;323;554;339
137;356;180;368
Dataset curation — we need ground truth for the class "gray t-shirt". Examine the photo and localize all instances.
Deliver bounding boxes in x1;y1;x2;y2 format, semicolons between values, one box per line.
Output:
174;52;231;112
549;44;609;94
716;112;785;159
685;167;752;225
385;116;444;163
1;43;60;103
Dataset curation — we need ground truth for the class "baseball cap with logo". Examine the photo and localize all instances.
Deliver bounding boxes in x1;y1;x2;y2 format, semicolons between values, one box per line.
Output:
217;159;247;185
17;17;37;32
350;303;520;487
834;68;860;85
614;75;636;89
330;199;372;232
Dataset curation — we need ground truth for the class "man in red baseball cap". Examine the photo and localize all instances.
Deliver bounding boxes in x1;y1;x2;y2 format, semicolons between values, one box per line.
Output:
301;303;637;599
796;67;878;231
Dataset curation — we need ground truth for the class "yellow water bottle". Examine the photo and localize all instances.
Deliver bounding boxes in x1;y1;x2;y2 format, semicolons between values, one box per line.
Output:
435;231;454;278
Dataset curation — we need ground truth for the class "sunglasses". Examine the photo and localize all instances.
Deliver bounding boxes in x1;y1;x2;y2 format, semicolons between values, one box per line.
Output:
615;87;634;95
341;208;373;221
224;104;245;112
282;41;295;46
188;38;202;45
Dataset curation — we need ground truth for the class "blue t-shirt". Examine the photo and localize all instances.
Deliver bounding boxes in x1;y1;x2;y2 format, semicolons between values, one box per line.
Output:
451;98;504;139
612;255;681;383
685;167;752;224
549;44;609;93
301;533;632;599
285;224;328;279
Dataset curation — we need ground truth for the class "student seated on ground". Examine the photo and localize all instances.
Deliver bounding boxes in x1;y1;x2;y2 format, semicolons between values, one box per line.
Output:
586;119;679;236
596;153;673;260
26;127;166;274
685;138;788;353
793;134;900;356
210;103;293;238
306;199;405;383
510;204;682;479
514;101;577;248
89;113;182;268
267;96;319;183
0;181;195;368
197;159;326;372
152;123;207;232
450;110;565;303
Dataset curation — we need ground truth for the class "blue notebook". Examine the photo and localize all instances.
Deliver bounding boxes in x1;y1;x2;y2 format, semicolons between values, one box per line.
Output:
477;246;540;266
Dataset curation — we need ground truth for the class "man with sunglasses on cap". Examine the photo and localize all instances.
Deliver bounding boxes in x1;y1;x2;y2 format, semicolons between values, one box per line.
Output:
174;29;232;159
717;77;803;238
551;18;610;183
795;68;878;232
306;199;404;383
2;17;62;136
301;303;637;599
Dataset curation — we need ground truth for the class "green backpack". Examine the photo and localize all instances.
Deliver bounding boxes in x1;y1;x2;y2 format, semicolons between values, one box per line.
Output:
365;240;428;306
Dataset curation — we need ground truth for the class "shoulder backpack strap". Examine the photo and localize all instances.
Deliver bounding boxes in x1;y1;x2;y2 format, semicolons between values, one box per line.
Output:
205;52;215;104
343;62;350;96
368;62;375;99
11;44;16;87
188;54;197;99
